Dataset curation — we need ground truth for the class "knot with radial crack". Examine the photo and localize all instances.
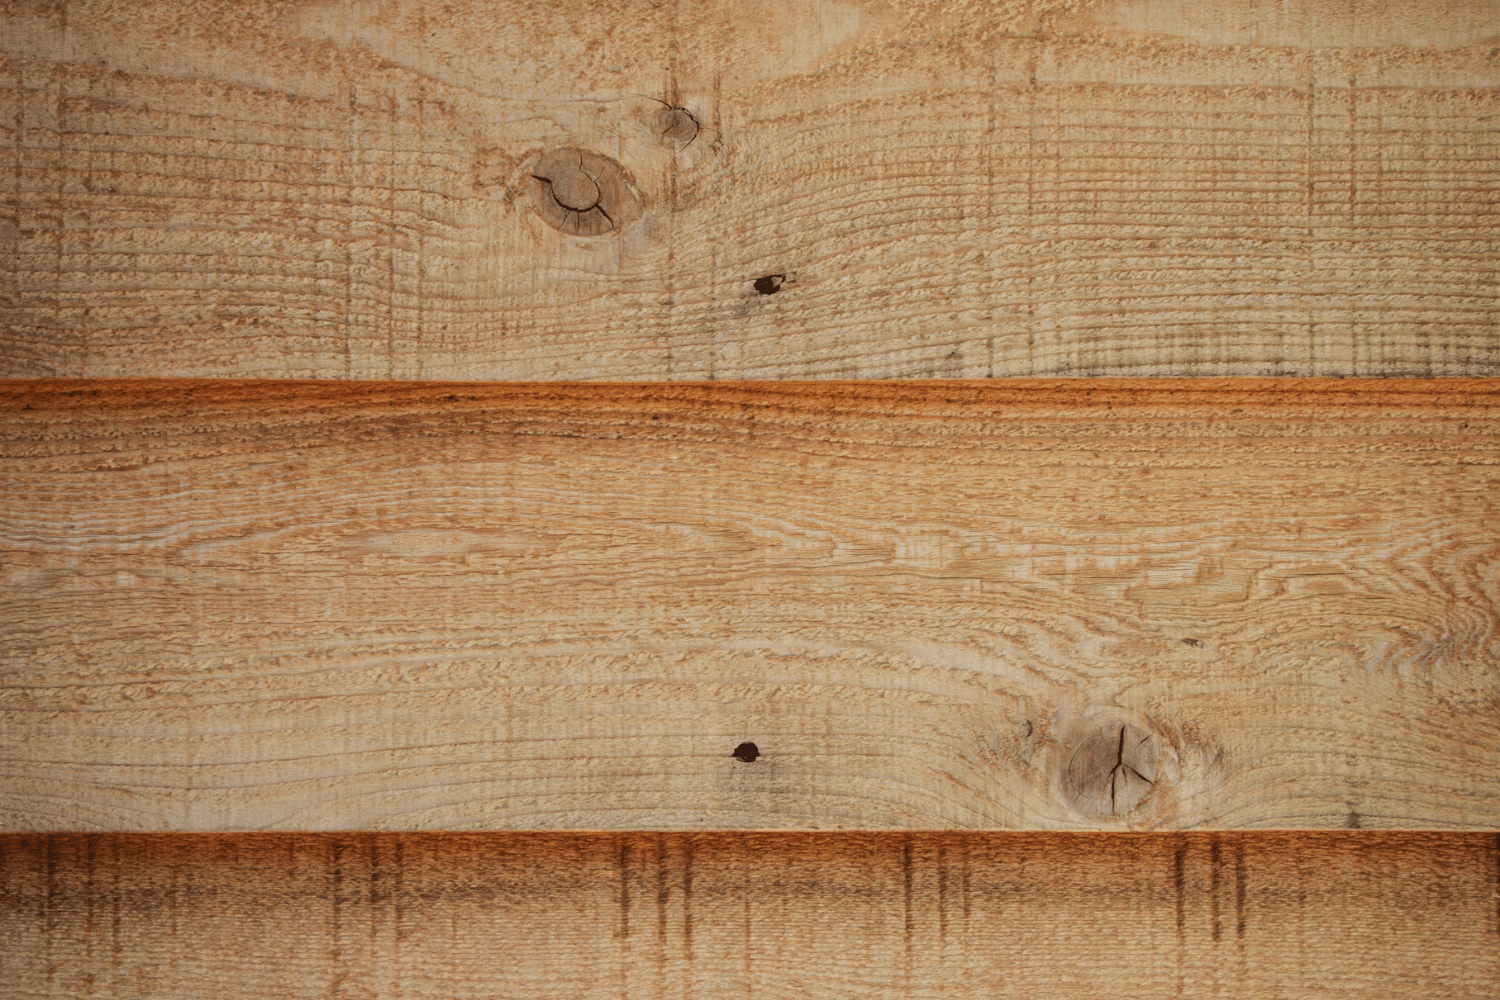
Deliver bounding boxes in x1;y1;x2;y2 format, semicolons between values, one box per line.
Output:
1064;723;1160;817
658;106;699;147
529;148;640;237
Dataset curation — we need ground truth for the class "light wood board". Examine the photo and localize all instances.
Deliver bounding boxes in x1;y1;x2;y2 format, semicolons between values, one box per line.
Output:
2;832;1497;998
2;378;1497;831
2;0;1498;379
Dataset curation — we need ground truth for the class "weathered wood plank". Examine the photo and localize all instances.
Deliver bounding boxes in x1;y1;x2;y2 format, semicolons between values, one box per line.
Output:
2;1;1498;379
2;832;1497;998
2;379;1496;831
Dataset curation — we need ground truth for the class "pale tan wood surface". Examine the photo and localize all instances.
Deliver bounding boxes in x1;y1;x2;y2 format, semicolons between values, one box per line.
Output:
2;379;1497;831
2;1;1498;379
2;832;1497;998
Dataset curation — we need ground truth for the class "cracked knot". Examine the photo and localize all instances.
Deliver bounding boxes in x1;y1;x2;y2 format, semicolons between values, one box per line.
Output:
530;148;640;237
1064;723;1159;817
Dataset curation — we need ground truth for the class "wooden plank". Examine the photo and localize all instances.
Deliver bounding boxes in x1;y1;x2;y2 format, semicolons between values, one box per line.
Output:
2;832;1497;998
2;378;1497;831
2;1;1498;379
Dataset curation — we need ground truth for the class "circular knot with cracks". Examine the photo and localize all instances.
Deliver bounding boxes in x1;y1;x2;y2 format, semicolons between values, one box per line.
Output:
659;106;699;147
1064;722;1159;817
530;148;639;237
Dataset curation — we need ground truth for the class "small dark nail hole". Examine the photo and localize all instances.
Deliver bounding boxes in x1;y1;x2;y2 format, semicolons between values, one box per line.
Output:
753;274;784;295
732;742;760;762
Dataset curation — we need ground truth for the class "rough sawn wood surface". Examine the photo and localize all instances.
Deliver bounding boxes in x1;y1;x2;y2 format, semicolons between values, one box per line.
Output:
2;379;1496;831
2;0;1498;379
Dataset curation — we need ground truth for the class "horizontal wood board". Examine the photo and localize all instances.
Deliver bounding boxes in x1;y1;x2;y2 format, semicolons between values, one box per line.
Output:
2;832;1498;998
2;1;1499;379
2;378;1498;831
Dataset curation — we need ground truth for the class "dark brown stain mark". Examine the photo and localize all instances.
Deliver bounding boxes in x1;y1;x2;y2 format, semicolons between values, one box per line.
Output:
83;834;98;964
44;835;59;991
732;742;760;762
390;835;405;997
753;274;784;295
960;837;972;926
1234;840;1247;944
655;836;669;984
1173;841;1187;946
1173;839;1188;1000
1210;838;1223;943
1345;809;1363;829
328;837;351;1000
681;836;694;962
367;832;380;959
617;838;630;942
1181;637;1203;647
902;836;915;983
109;835;122;975
936;842;949;944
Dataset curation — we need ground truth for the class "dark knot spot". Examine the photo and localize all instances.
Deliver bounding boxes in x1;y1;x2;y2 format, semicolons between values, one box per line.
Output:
732;742;760;763
753;274;785;295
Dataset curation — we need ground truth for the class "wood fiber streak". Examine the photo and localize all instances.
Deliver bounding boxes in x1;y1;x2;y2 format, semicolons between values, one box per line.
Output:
1;1;1498;379
2;379;1497;832
1;833;1497;999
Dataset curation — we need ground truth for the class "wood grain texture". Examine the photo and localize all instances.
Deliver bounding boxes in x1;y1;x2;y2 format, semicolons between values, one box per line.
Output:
2;832;1497;998
2;1;1499;379
2;378;1497;831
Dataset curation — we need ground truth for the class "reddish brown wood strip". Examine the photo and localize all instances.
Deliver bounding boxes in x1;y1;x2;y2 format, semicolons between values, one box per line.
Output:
2;832;1497;998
